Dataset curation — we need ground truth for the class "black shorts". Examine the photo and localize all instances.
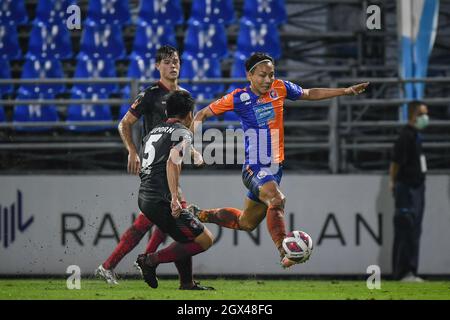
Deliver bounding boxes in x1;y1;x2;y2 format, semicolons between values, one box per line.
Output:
138;198;204;243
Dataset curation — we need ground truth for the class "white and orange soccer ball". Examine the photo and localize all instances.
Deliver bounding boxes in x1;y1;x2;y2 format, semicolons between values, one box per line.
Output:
281;230;313;267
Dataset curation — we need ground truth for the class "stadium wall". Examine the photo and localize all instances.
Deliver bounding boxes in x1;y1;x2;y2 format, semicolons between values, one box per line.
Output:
0;175;449;276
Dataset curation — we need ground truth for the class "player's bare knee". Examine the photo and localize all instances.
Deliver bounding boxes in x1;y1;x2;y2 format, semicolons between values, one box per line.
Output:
269;193;286;209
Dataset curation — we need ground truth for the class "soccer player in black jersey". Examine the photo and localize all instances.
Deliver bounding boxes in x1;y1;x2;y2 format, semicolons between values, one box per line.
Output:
135;90;214;289
96;46;212;290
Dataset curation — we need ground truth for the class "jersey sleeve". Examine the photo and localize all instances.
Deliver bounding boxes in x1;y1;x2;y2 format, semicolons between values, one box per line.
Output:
208;92;235;115
128;91;147;118
283;80;303;100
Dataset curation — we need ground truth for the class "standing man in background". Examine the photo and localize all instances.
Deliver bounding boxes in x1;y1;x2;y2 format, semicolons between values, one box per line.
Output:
390;100;429;282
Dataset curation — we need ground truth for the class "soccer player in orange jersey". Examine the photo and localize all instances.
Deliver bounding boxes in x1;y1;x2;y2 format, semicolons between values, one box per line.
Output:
190;52;369;268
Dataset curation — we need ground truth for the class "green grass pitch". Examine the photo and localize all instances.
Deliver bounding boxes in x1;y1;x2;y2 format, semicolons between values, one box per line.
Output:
0;278;449;300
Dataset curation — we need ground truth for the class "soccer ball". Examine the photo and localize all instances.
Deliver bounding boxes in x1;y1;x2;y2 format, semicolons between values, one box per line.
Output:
282;230;313;263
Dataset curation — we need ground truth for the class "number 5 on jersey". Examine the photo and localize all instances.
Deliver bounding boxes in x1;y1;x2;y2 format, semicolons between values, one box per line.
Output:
142;134;163;169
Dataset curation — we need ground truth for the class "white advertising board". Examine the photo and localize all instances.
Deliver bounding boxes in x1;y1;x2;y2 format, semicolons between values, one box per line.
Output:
0;174;449;275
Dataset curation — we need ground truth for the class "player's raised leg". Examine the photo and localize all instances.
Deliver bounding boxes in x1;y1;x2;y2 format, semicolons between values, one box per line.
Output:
190;197;267;231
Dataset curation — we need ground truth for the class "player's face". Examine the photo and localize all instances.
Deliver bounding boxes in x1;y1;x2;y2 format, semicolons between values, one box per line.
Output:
247;62;275;96
156;53;180;81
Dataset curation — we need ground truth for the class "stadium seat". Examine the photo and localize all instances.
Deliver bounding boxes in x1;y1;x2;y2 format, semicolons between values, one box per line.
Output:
179;54;224;98
72;55;119;95
138;0;184;26
118;91;131;120
18;58;65;96
0;24;22;60
66;91;113;132
123;55;159;95
227;53;248;92
13;92;59;131
0;60;14;96
130;21;177;60
188;0;235;25
0;0;28;26
183;20;228;59
87;0;131;25
27;20;73;59
242;0;287;25
236;19;281;59
79;20;126;60
35;0;76;24
0;105;5;122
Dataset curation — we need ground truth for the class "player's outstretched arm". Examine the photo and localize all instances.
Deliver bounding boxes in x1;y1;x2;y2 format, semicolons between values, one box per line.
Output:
190;106;215;133
118;112;140;175
300;82;369;101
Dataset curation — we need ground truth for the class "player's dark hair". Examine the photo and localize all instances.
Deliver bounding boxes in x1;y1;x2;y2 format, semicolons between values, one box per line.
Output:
165;90;194;118
245;52;274;73
156;45;179;63
408;100;425;119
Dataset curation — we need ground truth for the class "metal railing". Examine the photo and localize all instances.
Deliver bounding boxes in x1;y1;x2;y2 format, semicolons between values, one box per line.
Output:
1;77;450;173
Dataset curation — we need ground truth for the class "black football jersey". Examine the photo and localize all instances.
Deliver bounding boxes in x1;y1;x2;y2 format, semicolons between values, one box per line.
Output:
128;81;170;135
138;121;193;202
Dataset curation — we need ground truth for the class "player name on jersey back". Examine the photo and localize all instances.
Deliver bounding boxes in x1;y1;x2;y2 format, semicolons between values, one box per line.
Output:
150;126;176;134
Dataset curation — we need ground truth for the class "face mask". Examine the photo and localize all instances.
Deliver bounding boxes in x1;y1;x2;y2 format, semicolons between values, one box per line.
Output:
415;114;429;130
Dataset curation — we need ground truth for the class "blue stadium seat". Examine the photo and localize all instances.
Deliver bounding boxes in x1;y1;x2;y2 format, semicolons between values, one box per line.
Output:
0;24;22;60
0;0;28;26
242;0;287;25
236;19;281;59
138;0;183;26
18;58;65;96
119;92;131;120
27;20;73;59
130;21;177;60
79;20;126;60
66;91;113;132
179;54;224;98
227;53;247;92
183;20;228;59
0;60;14;96
123;56;159;95
189;0;235;25
36;0;76;24
87;0;131;25
13;92;59;131
0;105;5;122
72;55;119;95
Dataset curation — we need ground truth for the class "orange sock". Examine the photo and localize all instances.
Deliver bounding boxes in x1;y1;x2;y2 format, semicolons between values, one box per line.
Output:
266;205;286;252
199;208;242;230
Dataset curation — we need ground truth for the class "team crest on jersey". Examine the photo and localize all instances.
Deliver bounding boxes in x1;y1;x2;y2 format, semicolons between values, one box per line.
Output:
269;89;278;99
240;93;250;102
